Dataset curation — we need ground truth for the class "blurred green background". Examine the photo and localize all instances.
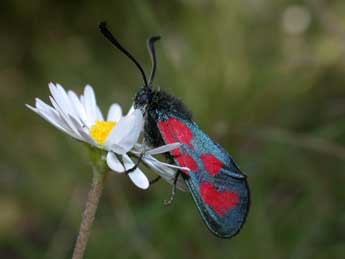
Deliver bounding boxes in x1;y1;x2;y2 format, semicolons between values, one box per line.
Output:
1;0;345;258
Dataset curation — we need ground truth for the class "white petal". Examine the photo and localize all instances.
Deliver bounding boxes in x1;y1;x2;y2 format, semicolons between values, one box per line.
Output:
141;156;188;191
68;115;95;145
26;104;37;112
142;157;175;179
29;99;82;141
28;106;66;135
47;85;83;139
49;83;74;118
128;169;149;189
34;98;72;135
126;105;135;115
83;85;97;126
49;97;82;140
145;143;182;155
143;155;191;175
96;106;104;121
144;155;190;171
104;109;144;154
56;83;78;117
123;155;149;189
107;103;122;122
105;143;128;155
106;152;125;173
133;143;143;150
68;90;88;126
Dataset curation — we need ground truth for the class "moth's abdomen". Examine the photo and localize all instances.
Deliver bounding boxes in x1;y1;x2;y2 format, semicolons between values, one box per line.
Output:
144;110;166;148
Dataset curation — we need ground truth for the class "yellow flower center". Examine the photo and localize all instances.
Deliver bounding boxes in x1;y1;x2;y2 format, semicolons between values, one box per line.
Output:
89;120;116;145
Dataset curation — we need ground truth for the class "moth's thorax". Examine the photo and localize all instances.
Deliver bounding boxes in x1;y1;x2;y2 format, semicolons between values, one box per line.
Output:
141;88;193;150
146;90;193;121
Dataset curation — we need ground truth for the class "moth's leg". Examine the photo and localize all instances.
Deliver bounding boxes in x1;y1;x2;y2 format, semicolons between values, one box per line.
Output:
124;153;144;174
164;171;181;206
149;176;161;185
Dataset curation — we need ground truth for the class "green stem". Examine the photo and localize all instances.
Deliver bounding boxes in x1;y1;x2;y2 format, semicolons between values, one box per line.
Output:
71;166;107;259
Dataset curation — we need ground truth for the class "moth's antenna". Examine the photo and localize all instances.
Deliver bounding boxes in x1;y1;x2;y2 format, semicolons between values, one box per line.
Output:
147;36;161;86
99;22;148;86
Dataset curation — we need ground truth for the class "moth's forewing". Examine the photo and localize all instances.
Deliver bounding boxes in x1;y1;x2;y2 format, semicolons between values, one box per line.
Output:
157;115;250;238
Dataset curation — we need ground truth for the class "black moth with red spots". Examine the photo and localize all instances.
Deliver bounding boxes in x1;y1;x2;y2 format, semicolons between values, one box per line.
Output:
99;23;250;238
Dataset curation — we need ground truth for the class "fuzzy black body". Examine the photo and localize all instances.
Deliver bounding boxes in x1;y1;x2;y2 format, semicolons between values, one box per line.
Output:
134;87;250;238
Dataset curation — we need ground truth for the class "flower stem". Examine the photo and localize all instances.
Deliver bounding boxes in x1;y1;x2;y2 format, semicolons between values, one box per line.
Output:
72;166;107;259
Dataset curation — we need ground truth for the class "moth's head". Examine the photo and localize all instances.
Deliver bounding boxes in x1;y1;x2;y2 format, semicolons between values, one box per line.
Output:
99;22;161;109
134;86;152;108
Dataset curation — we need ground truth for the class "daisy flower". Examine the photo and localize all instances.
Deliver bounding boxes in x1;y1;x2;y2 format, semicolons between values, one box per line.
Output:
26;83;187;189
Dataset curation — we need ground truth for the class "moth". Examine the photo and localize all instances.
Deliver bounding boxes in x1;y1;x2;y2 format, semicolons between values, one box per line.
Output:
99;22;250;238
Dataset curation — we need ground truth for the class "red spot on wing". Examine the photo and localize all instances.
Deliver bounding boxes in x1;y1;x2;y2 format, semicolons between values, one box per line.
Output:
158;118;193;144
200;182;239;216
175;154;198;173
200;154;222;176
158;117;193;156
165;118;193;144
158;120;180;156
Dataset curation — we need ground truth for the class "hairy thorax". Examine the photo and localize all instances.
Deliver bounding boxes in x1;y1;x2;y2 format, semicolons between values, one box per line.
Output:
140;89;192;148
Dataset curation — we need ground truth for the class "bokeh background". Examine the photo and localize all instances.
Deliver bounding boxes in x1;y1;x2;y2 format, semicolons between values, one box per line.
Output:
1;0;345;258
